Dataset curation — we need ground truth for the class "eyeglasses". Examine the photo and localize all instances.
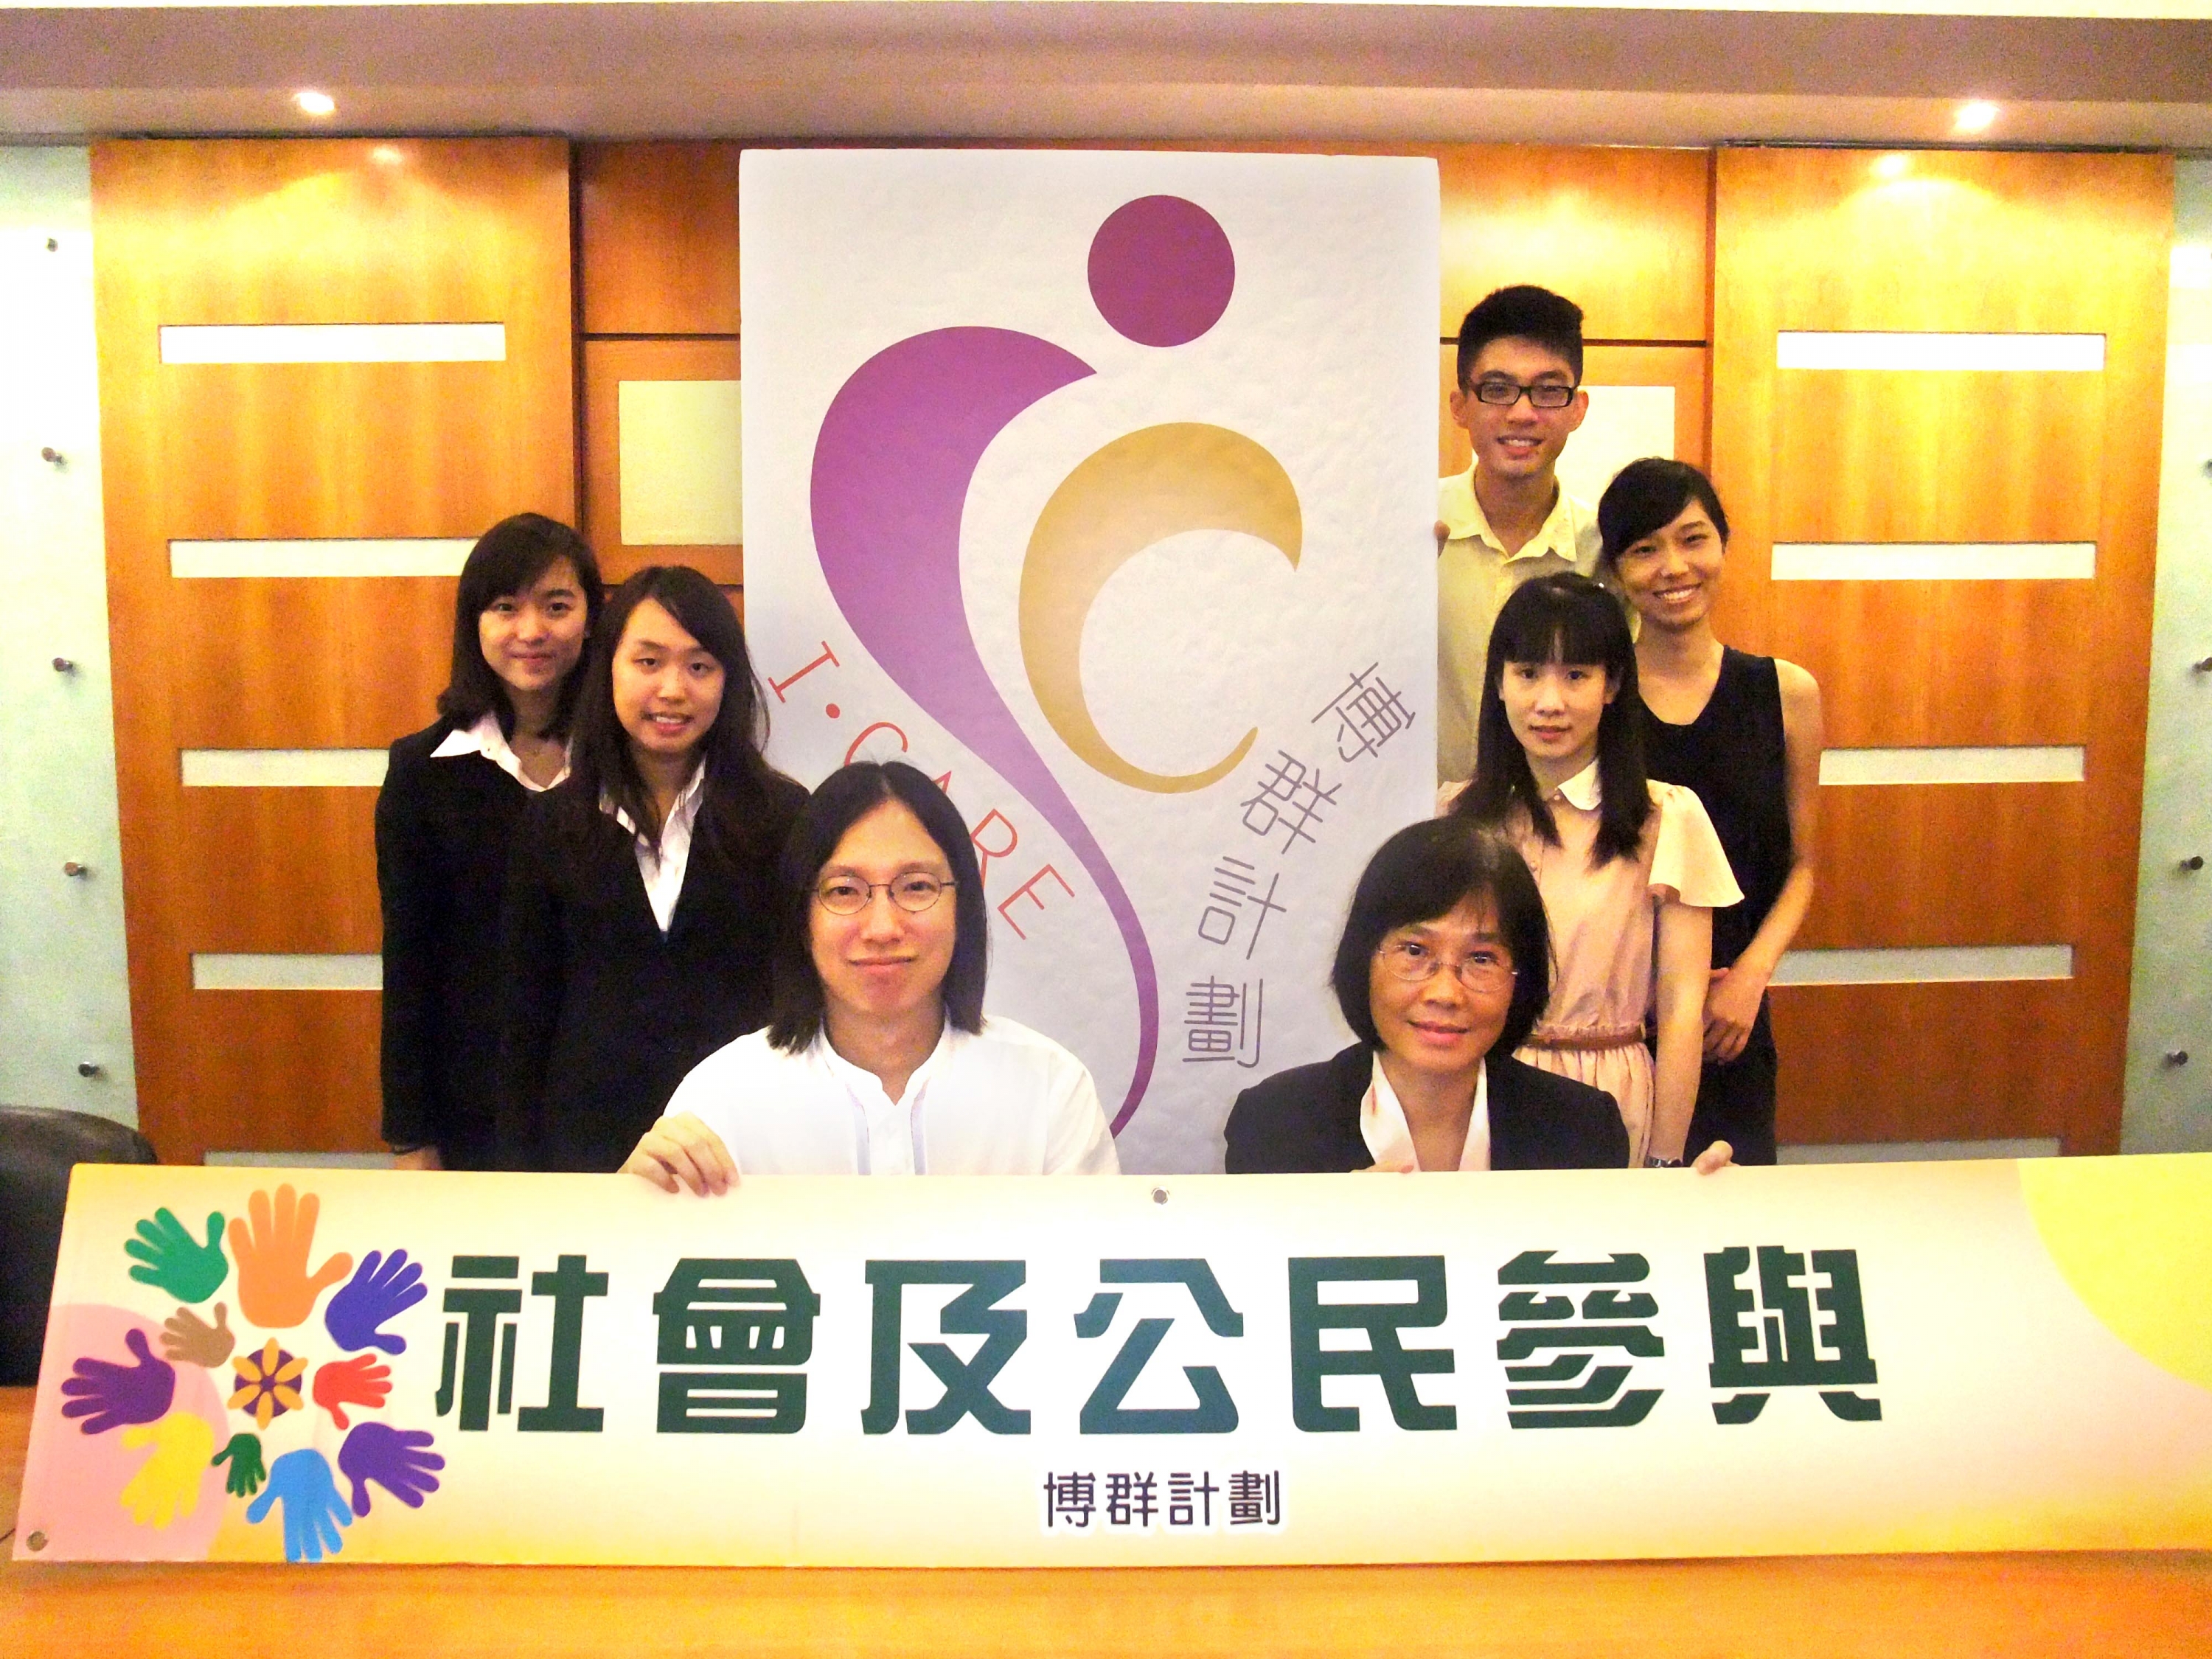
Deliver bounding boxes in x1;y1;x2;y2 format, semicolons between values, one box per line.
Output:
1375;938;1516;993
1467;376;1579;410
813;874;956;916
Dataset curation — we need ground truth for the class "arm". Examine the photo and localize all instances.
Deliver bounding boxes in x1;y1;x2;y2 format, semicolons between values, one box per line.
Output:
493;804;566;1171
1705;661;1824;1062
1649;898;1713;1163
374;743;439;1157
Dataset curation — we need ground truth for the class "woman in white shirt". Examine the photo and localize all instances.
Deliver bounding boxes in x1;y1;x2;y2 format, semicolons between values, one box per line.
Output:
621;761;1119;1190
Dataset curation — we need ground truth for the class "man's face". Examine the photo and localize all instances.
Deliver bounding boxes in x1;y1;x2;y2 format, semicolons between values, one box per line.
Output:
1448;335;1588;487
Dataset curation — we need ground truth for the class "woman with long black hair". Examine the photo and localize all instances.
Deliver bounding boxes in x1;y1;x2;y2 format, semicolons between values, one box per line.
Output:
377;513;603;1171
496;566;806;1172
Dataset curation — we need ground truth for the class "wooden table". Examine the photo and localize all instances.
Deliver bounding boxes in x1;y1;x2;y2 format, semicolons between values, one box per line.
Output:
4;1386;2209;1656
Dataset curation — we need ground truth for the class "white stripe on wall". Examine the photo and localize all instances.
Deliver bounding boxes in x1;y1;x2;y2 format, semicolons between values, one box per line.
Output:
159;322;505;364
192;953;381;991
1820;747;2086;787
1779;1138;2061;1164
1772;946;2073;987
181;750;389;788
1775;332;2105;372
1771;543;2095;582
171;538;474;578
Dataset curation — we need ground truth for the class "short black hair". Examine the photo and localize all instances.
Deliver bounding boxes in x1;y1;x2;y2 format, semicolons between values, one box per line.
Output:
1329;819;1551;1057
1455;285;1585;390
1598;457;1732;568
436;513;605;738
1453;572;1652;868
767;762;990;1054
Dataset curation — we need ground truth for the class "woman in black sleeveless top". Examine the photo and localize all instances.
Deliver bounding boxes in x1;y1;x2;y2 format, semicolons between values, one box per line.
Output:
1598;460;1824;1164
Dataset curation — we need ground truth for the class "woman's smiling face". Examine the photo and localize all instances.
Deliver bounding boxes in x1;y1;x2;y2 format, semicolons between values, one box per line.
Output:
1367;895;1516;1083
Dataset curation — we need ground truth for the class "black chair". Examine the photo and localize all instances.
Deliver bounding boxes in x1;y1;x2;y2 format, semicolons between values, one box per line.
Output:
0;1106;159;1386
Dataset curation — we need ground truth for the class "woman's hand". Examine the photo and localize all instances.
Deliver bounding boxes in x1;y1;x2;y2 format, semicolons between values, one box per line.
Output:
1692;1140;1734;1175
391;1147;442;1172
621;1113;737;1196
1703;963;1769;1062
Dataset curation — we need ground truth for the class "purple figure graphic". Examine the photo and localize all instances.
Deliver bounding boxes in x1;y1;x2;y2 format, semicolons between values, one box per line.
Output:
808;198;1239;1135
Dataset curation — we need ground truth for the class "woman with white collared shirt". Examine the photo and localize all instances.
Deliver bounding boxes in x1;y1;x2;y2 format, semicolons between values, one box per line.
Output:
496;566;805;1172
620;762;1118;1192
1445;574;1740;1167
377;513;605;1170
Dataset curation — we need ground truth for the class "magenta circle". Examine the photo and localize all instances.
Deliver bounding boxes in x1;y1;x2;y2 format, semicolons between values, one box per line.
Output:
1087;196;1235;347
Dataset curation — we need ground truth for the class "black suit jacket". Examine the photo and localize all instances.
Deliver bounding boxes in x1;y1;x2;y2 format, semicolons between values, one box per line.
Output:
494;773;805;1173
1223;1043;1630;1172
375;718;532;1169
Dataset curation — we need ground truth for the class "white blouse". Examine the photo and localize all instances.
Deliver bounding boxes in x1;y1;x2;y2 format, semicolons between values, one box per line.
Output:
664;1015;1121;1176
1360;1054;1491;1172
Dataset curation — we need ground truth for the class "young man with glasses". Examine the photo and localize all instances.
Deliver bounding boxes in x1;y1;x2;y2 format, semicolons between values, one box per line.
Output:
1436;285;1599;785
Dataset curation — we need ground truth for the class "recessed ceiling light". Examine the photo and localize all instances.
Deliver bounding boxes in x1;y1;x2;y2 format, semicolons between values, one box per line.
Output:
1955;101;1999;135
1874;153;1912;181
294;89;336;119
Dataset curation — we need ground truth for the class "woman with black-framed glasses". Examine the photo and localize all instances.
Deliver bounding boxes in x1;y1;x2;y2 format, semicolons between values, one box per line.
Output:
619;762;1119;1192
1224;820;1635;1174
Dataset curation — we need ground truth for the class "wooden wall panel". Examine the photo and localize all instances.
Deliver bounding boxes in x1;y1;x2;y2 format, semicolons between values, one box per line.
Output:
95;137;574;1164
1436;146;1711;342
578;142;742;337
170;579;454;748
1770;981;2077;1144
581;336;744;585
1771;584;2093;748
173;793;380;952
1800;784;2084;949
1438;343;1708;479
1770;371;2103;543
1713;148;2172;1153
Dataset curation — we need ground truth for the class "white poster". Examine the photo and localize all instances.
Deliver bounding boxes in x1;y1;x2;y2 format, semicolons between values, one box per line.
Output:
741;150;1440;1173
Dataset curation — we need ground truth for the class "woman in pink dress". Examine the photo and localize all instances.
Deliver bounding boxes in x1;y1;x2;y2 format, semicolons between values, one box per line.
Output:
1447;573;1739;1166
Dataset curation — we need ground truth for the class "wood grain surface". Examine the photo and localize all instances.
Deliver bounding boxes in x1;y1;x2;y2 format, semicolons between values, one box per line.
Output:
4;1390;2209;1657
1710;147;2171;1155
93;138;576;1165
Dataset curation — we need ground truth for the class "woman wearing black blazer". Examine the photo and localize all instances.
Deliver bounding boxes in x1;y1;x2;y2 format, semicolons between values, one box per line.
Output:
496;566;806;1172
1225;820;1729;1175
377;514;605;1171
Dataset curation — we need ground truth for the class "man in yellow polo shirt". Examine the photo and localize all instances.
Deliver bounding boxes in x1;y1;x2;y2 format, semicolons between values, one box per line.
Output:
1436;285;1599;784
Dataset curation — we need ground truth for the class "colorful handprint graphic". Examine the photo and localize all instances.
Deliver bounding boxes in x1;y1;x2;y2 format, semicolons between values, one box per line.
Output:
60;1328;176;1434
325;1248;425;1354
312;1353;392;1430
212;1430;266;1499
52;1183;448;1561
338;1422;444;1516
228;1185;352;1329
246;1448;352;1564
159;1301;235;1368
124;1208;227;1303
117;1411;216;1527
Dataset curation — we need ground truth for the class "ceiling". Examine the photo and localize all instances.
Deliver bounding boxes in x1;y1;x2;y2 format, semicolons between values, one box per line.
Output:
3;1;2209;150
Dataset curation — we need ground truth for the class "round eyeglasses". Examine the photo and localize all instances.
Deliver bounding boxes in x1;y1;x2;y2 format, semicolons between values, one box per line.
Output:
1374;939;1516;993
1469;376;1578;410
813;874;956;916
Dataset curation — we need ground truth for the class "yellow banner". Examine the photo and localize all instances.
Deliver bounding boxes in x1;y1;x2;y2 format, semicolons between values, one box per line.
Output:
15;1158;2212;1565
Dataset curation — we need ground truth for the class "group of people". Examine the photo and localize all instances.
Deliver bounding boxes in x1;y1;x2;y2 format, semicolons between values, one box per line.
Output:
375;282;1820;1189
